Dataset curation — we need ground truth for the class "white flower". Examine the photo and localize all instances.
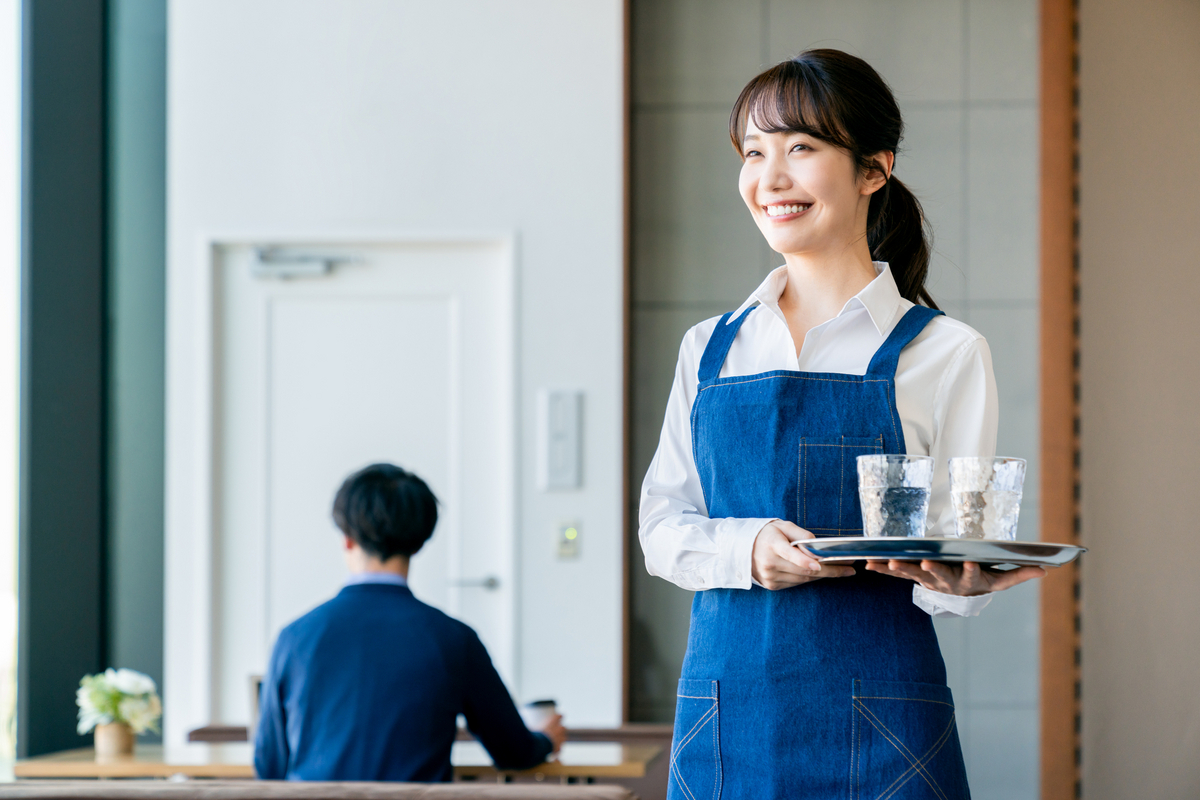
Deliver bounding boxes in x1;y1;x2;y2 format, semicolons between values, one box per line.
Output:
76;684;95;713
117;694;162;734
77;669;162;736
105;668;156;696
76;675;115;734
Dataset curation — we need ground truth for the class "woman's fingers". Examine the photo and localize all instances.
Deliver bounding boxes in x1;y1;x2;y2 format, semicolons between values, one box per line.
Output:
919;560;960;591
865;559;951;592
772;525;858;578
816;560;857;578
757;552;813;589
773;520;812;542
889;561;940;590
866;558;1051;595
780;540;856;579
752;531;854;589
928;561;1046;594
772;544;853;580
753;525;811;588
774;536;819;571
986;565;1046;591
866;559;928;581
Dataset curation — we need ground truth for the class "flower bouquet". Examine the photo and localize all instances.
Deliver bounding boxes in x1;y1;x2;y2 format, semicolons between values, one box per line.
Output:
76;668;162;758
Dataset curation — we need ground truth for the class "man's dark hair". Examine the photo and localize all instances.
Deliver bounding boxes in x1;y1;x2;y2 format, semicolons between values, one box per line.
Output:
332;463;438;560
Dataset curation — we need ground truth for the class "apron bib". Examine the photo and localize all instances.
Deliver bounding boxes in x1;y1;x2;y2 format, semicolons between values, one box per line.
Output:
668;305;970;800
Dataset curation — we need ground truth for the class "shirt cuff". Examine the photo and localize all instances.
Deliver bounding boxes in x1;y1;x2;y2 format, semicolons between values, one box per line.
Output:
912;585;993;617
717;518;777;590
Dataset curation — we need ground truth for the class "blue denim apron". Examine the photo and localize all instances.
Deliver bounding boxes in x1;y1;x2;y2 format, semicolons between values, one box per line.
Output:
668;304;970;800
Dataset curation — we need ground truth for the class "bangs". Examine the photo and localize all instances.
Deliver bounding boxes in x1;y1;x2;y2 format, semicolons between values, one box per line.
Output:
729;58;853;155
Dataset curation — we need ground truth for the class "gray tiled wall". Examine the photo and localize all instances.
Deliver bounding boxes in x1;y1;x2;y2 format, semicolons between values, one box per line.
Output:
629;1;1040;797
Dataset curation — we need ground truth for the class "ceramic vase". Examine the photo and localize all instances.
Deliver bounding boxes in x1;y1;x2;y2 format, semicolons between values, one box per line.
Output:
94;722;135;758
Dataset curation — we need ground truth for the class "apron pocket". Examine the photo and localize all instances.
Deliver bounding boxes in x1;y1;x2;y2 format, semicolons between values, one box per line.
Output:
669;679;721;800
850;678;970;800
798;435;883;535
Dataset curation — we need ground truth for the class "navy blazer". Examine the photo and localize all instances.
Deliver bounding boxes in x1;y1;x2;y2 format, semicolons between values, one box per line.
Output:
254;582;551;781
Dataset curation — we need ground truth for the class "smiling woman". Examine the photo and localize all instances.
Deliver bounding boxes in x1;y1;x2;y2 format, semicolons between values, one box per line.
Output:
637;49;1044;800
730;52;934;311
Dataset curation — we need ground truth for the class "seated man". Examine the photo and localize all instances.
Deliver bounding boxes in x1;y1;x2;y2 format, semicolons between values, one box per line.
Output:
254;462;565;781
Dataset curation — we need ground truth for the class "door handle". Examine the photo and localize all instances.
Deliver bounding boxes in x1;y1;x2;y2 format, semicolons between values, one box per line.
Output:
250;247;363;279
449;576;500;590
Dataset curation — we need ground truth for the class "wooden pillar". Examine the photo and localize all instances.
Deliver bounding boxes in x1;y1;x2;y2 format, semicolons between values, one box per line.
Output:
1039;0;1081;796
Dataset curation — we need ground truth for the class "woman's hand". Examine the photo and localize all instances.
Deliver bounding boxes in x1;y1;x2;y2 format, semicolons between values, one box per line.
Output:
863;559;1046;596
751;521;856;590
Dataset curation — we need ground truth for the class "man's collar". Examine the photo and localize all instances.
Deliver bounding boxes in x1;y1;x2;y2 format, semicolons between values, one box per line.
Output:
730;261;903;335
344;571;408;588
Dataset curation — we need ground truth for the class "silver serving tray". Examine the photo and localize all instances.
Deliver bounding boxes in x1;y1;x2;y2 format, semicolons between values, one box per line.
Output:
795;536;1085;568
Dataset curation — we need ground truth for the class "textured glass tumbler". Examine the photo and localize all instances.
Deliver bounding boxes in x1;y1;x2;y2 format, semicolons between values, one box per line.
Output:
948;456;1026;540
856;454;935;538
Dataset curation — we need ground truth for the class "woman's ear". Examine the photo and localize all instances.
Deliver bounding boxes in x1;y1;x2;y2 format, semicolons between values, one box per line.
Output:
860;151;895;196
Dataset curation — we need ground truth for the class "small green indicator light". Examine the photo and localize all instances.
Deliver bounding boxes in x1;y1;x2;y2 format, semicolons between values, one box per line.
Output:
564;528;578;540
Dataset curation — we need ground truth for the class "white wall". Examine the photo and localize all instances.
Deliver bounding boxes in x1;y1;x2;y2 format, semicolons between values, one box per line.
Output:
165;0;625;746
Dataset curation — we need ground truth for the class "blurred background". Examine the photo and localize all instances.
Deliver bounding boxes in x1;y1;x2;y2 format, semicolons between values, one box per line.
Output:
0;1;1197;799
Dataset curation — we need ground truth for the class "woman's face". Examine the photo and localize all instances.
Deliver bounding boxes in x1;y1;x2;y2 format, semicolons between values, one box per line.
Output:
738;116;887;258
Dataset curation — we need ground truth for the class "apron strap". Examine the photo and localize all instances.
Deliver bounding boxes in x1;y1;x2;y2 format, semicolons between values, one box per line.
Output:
697;305;757;383
865;305;945;377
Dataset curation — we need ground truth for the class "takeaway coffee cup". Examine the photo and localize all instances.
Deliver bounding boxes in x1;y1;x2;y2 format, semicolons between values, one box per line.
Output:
519;699;558;731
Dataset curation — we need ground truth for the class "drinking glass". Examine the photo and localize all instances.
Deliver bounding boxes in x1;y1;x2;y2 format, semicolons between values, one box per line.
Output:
857;454;935;538
948;456;1026;540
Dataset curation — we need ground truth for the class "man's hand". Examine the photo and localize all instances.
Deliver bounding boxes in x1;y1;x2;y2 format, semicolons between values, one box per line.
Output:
864;559;1047;595
751;520;855;590
537;713;567;754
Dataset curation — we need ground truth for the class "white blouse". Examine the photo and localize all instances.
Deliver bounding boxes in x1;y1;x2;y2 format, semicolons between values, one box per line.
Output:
638;263;998;617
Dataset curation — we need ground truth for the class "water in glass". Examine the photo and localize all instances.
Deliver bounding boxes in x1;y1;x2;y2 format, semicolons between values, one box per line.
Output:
857;454;935;538
860;486;931;538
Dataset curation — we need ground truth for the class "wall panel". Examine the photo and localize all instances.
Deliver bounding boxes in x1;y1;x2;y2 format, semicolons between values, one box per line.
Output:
1078;0;1200;795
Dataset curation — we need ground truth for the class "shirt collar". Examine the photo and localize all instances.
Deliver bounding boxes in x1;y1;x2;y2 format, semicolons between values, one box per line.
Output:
344;571;408;588
730;261;903;336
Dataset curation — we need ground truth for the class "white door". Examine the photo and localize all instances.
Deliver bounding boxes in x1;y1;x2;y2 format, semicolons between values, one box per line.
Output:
211;239;515;727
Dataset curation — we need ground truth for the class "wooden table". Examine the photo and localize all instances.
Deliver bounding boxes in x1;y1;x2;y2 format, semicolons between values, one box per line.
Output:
14;743;662;784
15;746;255;780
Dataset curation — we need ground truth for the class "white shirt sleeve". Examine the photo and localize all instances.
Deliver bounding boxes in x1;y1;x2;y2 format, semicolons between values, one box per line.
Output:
913;336;999;617
638;326;771;591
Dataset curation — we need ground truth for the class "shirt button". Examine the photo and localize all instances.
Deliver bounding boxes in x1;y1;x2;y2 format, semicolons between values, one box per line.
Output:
736;572;743;580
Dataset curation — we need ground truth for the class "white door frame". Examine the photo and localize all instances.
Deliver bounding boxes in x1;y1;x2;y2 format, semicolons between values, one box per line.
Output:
164;230;519;747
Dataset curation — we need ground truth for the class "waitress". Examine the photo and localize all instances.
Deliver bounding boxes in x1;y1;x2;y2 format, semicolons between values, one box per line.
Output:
639;50;1046;799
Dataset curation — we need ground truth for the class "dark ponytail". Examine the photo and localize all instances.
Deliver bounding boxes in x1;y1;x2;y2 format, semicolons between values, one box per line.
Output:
729;50;937;309
866;176;935;307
